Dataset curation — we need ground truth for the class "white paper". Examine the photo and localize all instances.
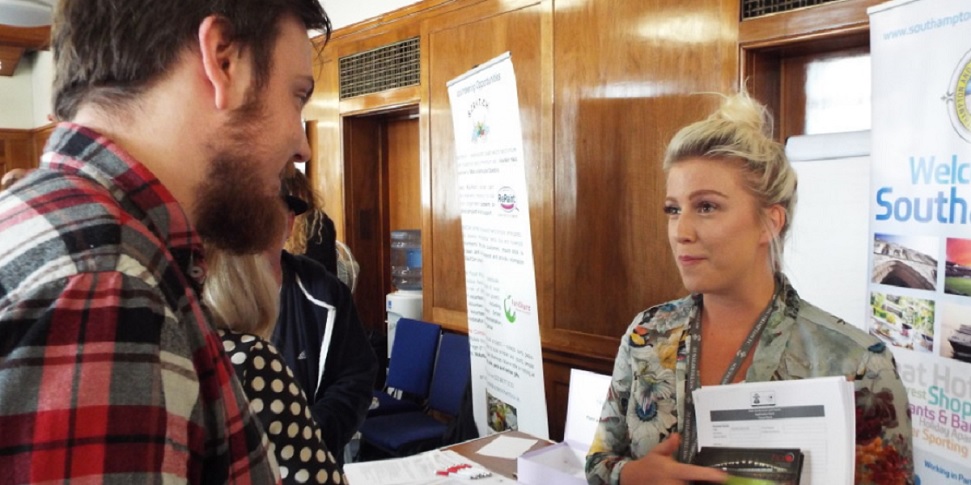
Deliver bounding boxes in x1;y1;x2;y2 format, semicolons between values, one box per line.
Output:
564;369;611;447
692;376;855;485
785;131;870;162
344;450;503;485
475;435;539;459
521;443;586;479
783;141;871;328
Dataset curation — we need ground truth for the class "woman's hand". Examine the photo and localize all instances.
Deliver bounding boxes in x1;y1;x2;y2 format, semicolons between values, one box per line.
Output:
619;433;729;485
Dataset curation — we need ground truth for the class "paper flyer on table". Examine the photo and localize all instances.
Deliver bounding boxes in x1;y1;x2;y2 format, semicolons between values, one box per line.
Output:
343;449;515;485
692;376;855;485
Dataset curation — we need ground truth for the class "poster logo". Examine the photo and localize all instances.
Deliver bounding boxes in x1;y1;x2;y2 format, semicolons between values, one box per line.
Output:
502;295;533;323
945;48;971;143
497;186;518;212
750;391;776;407
503;295;517;323
469;98;490;143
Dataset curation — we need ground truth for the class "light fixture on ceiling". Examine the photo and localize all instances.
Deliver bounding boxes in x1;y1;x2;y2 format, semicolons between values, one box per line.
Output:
0;0;56;28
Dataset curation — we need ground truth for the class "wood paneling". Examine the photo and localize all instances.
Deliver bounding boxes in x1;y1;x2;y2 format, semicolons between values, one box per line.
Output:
739;0;880;48
340;86;421;116
305;58;345;240
424;0;548;329
550;0;740;357
321;0;458;42
386;117;422;233
32;123;55;163
0;25;49;49
0;45;25;76
0;24;49;78
0;129;35;176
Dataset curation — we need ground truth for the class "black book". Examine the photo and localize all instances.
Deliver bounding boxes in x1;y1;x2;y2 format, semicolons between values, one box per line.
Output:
692;446;804;485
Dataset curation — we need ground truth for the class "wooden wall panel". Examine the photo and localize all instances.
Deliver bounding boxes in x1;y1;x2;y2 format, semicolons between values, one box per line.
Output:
549;0;741;357
386;118;422;233
32;124;55;164
0;130;34;175
424;0;548;328
305;58;345;241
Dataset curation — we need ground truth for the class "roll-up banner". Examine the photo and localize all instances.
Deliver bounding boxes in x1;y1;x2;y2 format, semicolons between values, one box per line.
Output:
869;1;971;482
447;52;550;439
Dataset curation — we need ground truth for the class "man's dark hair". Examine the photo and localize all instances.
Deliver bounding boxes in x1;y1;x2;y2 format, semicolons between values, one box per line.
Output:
51;0;331;121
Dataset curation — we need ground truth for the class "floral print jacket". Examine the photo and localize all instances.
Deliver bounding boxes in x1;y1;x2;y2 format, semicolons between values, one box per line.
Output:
585;279;913;485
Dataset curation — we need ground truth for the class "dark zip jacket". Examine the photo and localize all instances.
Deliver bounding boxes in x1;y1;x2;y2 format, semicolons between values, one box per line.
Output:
272;251;377;461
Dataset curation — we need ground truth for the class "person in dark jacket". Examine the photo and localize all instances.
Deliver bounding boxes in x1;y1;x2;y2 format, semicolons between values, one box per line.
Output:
272;171;378;465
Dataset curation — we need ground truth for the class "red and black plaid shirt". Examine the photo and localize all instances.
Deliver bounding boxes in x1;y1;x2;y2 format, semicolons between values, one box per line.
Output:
0;123;279;484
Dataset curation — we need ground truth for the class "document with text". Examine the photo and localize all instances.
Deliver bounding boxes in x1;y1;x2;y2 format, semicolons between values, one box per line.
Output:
692;376;855;485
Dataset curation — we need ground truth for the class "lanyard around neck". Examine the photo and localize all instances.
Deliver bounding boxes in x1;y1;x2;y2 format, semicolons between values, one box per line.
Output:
676;288;778;463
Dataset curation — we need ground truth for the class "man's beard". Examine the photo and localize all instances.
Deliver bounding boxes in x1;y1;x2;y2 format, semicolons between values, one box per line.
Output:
193;92;286;254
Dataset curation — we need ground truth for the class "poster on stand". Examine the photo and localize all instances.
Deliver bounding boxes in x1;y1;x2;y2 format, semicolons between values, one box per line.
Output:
447;52;549;439
869;0;971;482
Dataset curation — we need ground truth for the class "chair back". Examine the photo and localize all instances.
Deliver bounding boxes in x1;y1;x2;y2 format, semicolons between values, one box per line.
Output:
386;318;441;396
427;333;471;416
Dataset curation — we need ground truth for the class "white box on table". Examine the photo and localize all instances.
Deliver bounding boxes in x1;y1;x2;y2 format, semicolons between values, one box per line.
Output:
517;369;610;485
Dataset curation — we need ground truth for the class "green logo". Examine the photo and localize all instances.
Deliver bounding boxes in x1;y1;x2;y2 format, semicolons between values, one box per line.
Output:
503;295;517;323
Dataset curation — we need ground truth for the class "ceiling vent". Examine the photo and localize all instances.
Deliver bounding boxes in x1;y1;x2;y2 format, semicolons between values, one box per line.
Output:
742;0;841;19
339;37;420;99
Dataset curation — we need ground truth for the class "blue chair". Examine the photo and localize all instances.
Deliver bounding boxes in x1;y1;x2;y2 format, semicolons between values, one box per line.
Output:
369;318;441;417
359;332;471;457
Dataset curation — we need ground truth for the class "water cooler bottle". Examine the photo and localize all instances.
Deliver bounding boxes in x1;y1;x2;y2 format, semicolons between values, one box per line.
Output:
386;229;423;357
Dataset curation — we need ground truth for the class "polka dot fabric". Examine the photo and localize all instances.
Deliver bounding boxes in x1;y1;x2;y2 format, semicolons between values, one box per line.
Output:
221;330;346;484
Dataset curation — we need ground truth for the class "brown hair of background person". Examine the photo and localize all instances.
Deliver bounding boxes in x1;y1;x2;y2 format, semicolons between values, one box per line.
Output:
282;164;320;256
52;0;332;121
283;164;339;275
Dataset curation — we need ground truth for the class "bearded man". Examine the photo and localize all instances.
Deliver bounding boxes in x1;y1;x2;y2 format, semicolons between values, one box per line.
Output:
0;0;330;482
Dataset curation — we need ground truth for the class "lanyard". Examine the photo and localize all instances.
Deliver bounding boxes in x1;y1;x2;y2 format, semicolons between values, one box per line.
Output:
676;289;778;464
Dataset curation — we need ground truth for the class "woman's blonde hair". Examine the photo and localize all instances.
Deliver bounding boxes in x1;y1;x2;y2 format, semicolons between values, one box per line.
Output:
663;91;797;272
202;245;280;338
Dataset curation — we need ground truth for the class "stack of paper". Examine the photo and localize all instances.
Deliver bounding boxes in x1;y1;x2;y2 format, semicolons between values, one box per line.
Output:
344;449;511;485
692;376;855;485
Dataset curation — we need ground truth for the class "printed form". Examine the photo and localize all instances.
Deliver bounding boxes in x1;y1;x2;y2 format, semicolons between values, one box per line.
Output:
692;376;855;485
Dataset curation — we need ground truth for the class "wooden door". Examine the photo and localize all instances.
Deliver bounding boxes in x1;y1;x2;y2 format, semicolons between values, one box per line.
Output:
343;111;421;336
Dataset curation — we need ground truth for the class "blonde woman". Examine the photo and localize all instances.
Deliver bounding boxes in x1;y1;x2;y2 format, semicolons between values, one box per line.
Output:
585;92;912;485
204;245;347;484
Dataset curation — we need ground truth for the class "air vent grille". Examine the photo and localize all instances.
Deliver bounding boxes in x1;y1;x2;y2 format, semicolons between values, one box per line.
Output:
742;0;841;19
339;37;420;99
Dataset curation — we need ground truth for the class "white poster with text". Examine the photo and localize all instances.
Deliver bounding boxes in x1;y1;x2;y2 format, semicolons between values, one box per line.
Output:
447;52;549;439
869;1;971;483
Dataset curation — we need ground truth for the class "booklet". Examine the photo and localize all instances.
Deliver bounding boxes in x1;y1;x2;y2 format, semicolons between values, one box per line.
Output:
693;446;804;485
691;376;855;485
